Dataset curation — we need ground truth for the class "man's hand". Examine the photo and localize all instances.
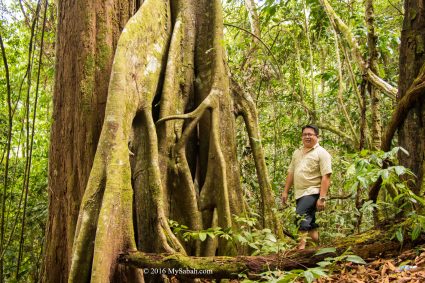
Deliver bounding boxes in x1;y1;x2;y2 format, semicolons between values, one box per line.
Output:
316;198;326;211
281;191;288;205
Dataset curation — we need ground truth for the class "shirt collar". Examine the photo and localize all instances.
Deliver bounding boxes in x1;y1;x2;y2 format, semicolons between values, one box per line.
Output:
300;142;320;152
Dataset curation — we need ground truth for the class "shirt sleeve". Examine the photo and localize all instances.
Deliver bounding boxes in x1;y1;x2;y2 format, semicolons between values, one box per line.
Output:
288;151;296;173
319;149;332;176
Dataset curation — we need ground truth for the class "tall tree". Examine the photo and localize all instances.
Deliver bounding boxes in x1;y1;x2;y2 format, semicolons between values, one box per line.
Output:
397;0;425;194
365;0;381;150
45;0;279;282
43;1;137;282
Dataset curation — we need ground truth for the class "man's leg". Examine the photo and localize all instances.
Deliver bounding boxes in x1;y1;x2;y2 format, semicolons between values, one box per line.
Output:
309;229;319;243
298;231;308;249
296;194;319;249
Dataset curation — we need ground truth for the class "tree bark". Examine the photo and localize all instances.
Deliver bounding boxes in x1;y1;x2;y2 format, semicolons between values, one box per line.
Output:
43;1;136;282
54;0;282;281
397;0;425;195
365;0;382;150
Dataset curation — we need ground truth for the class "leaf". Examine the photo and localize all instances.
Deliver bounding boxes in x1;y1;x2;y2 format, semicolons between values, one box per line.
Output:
309;267;328;277
248;243;259;250
394;166;406;176
317;260;332;267
266;233;277;243
198;232;207;241
206;232;216;239
411;225;422;241
399;147;409;156
380;169;389;180
408;193;425;206
395;229;404;243
345;255;367;265
303;270;315;283
235;234;248;244
314;247;337;256
357;176;368;188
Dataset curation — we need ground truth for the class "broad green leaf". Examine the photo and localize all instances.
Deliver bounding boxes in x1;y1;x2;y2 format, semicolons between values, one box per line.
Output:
235;234;248;243
411;225;421;241
345;255;367;265
380;169;389;180
408;193;425;206
394;166;406;176
314;247;336;256
302;270;315;283
248;243;258;250
395;229;404;243
206;232;216;239
266;233;277;243
317;261;332;267
198;232;207;241
309;267;328;277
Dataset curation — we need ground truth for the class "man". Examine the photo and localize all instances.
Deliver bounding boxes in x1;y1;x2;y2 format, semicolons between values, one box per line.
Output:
281;125;332;249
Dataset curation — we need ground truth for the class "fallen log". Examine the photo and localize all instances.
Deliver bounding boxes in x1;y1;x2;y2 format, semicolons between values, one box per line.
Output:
118;227;424;280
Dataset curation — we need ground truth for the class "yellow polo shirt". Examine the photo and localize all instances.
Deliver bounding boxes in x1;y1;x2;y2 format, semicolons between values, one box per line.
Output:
288;143;332;199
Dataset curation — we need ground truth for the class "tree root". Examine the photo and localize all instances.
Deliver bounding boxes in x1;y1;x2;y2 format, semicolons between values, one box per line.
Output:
231;79;282;237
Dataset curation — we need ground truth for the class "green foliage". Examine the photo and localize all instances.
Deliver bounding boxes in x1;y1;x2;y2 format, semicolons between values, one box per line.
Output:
315;248;367;269
170;215;291;255
240;247;366;283
233;215;291;255
168;220;233;242
242;267;327;283
344;147;413;192
0;0;56;281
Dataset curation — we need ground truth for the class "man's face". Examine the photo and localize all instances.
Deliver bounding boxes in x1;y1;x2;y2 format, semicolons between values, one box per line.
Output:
302;127;318;148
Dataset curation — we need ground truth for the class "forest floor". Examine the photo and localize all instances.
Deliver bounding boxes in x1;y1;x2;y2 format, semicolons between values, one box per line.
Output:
315;243;425;282
212;243;425;282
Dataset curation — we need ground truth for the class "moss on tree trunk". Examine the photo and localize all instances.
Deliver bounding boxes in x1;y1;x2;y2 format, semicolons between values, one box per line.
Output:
65;0;281;282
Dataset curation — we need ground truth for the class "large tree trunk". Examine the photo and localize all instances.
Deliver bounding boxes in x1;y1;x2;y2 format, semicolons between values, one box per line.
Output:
43;1;136;282
398;0;425;195
45;0;280;282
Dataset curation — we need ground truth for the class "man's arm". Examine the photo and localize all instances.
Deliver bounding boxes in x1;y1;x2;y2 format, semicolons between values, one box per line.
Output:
281;172;294;205
316;173;331;211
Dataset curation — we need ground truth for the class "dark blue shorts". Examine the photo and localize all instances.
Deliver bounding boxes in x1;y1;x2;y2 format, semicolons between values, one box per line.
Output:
296;194;319;231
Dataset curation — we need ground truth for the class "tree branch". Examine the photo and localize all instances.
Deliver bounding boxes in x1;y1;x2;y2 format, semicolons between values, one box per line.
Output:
381;61;425;151
224;23;282;78
369;62;425;203
318;0;397;99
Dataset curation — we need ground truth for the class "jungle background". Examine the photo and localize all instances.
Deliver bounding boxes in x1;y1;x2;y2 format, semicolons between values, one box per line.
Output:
0;0;424;282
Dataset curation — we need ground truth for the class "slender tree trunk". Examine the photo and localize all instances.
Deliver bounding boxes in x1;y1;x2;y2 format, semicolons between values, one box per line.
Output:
397;0;425;195
302;0;316;117
0;33;12;283
365;0;381;150
43;1;136;282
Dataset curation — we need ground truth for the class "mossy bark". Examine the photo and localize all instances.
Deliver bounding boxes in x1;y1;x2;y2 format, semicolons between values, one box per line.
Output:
44;1;136;282
397;0;425;195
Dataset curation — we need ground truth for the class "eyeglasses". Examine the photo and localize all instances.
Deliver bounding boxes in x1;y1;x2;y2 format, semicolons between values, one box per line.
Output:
302;133;317;137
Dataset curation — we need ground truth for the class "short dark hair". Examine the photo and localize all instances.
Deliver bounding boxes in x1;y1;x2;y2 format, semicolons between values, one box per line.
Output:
302;124;319;135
